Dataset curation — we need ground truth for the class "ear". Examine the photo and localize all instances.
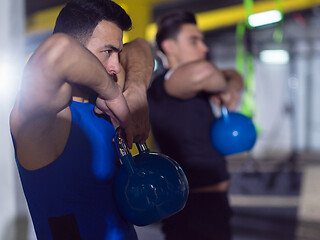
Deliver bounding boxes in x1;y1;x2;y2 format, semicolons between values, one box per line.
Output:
161;39;177;55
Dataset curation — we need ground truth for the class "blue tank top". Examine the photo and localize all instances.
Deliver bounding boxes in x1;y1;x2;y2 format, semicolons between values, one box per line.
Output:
15;101;137;240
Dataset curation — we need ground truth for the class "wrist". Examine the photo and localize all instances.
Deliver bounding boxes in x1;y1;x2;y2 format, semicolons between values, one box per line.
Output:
101;82;122;101
124;80;148;94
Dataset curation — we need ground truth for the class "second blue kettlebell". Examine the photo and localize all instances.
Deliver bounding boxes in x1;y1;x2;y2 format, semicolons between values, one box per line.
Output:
211;106;257;156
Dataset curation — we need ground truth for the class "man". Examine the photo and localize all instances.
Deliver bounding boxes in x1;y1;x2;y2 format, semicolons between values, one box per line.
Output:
147;11;243;240
10;0;153;239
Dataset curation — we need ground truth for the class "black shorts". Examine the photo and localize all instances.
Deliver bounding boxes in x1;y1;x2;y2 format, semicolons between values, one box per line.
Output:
162;191;232;240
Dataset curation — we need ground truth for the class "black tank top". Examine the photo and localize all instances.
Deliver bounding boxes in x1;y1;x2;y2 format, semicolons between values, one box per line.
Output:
147;70;229;188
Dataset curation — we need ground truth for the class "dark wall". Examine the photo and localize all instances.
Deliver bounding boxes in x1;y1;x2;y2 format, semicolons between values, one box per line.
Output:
26;0;67;15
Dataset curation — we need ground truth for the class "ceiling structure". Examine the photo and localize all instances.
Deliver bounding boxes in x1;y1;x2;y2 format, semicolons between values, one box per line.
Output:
25;0;244;16
152;0;244;20
25;0;320;42
25;0;249;40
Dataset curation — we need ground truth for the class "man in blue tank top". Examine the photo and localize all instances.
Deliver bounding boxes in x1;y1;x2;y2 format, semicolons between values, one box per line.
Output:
10;0;154;239
147;11;244;240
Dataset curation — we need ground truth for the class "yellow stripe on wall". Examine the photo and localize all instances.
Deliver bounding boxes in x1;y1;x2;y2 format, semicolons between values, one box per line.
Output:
26;5;65;33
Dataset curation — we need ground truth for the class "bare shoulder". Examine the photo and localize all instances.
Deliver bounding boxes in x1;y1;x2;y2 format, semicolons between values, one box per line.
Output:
9;33;76;170
10;104;71;170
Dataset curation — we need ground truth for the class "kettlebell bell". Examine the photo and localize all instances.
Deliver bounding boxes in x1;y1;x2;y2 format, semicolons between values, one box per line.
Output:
113;129;189;226
211;106;257;156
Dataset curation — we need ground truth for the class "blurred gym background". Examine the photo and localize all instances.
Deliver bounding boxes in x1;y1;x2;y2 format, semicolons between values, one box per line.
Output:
1;0;320;239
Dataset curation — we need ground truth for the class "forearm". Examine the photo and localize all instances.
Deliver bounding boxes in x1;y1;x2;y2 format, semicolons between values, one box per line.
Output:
165;60;227;99
54;34;119;100
120;38;154;92
19;33;121;117
199;62;227;94
119;38;154;143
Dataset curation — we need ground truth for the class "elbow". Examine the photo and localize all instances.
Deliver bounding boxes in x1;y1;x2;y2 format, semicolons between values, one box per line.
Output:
29;33;80;80
132;37;150;47
129;38;153;58
124;37;150;51
39;33;75;70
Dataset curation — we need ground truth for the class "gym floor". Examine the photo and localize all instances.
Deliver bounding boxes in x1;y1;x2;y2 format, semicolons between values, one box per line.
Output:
134;153;320;240
24;153;320;240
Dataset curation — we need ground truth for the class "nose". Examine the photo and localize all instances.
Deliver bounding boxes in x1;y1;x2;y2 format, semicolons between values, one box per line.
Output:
201;42;209;54
106;54;121;75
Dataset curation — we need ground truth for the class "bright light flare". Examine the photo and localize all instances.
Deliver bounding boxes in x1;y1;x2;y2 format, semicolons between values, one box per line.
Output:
259;50;289;64
0;61;21;102
248;10;282;28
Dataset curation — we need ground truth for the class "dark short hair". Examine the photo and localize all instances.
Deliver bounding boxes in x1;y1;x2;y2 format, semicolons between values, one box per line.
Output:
53;0;132;45
156;11;196;53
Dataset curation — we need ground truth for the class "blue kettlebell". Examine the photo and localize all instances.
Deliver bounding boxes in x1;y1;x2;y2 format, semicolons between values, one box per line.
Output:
113;130;189;226
211;106;257;156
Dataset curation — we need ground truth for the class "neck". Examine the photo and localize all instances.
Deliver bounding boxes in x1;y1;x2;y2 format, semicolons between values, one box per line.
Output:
72;86;90;103
166;55;181;69
72;96;89;103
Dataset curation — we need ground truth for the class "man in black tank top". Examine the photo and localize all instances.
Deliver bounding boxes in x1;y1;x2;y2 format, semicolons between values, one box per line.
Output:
147;11;243;240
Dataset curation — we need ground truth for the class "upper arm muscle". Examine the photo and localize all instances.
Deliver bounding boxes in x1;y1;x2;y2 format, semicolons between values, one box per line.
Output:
10;34;74;170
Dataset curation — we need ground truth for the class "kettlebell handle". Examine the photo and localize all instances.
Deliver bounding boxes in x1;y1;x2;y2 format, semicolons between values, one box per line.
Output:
114;129;135;175
114;129;150;155
114;129;152;174
114;129;131;157
136;143;150;154
219;101;230;122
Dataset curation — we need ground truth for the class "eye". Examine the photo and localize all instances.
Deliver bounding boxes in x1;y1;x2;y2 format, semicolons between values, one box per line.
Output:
104;50;112;55
190;38;197;46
